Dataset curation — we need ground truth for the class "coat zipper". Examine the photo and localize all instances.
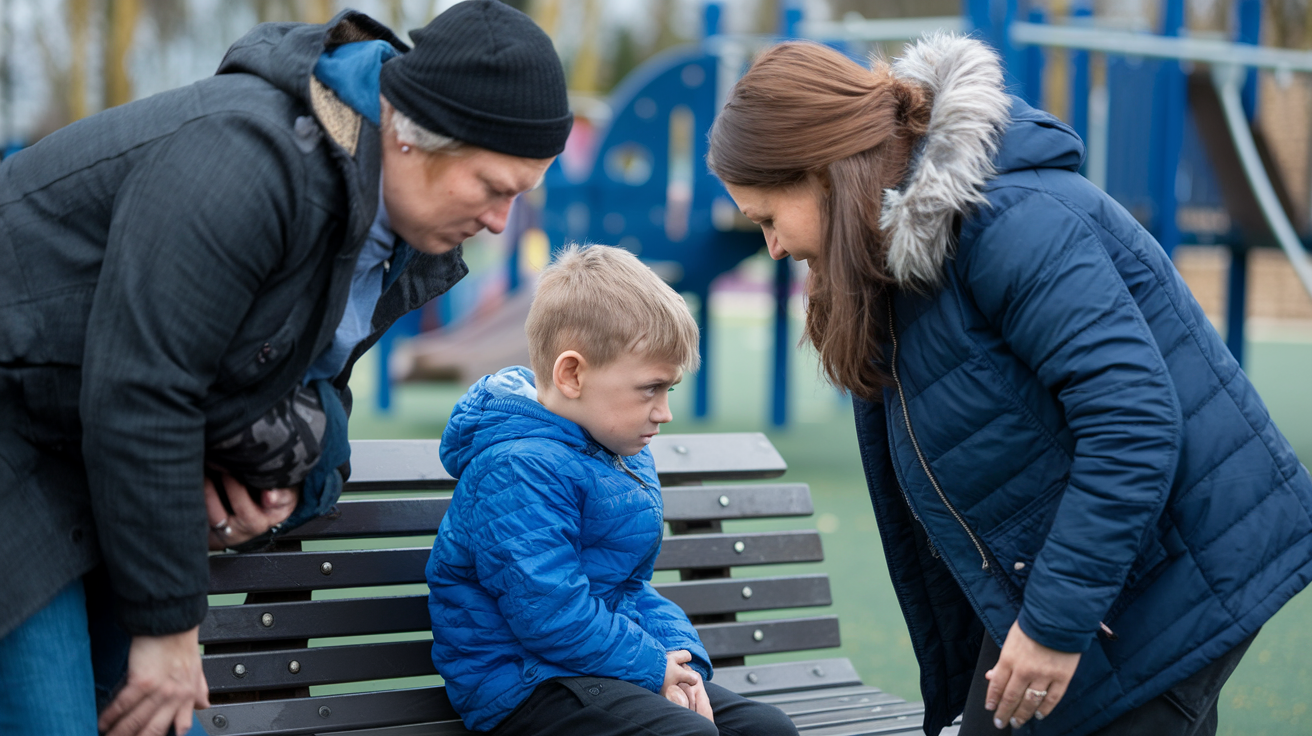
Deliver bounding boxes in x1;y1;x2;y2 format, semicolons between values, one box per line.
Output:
613;454;648;487
886;430;941;559
887;303;991;571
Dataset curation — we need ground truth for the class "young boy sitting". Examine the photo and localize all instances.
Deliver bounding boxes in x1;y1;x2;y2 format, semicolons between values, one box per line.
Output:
426;245;800;735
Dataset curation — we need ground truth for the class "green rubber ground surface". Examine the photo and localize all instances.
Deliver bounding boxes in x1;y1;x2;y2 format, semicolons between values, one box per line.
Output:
344;304;1312;735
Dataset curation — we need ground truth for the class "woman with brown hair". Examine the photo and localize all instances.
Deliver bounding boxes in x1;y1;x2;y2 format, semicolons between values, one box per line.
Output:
707;35;1312;736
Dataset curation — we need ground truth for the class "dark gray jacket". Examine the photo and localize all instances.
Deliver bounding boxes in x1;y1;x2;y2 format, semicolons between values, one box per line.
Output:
0;12;467;636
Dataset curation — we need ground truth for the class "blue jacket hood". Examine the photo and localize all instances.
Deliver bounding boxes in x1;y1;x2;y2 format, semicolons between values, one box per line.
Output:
994;98;1085;176
441;366;597;479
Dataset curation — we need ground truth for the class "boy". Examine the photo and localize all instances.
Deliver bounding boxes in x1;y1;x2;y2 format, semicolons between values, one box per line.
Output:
427;245;800;735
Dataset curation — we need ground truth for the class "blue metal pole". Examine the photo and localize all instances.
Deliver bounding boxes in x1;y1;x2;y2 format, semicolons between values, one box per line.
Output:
1236;0;1261;119
781;2;803;38
377;328;393;412
507;237;521;294
1226;0;1260;365
1226;244;1248;364
1070;1;1092;148
1152;0;1186;257
1023;7;1045;109
771;258;791;428
694;285;711;420
703;1;721;38
965;0;1024;94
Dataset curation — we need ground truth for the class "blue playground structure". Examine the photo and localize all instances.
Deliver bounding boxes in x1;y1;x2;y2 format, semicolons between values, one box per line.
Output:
380;0;1312;428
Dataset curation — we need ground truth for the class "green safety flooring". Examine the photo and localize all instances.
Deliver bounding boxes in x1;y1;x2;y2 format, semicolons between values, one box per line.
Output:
345;307;1312;735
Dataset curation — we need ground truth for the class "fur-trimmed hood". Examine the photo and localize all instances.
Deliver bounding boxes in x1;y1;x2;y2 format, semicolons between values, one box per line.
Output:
883;34;1085;289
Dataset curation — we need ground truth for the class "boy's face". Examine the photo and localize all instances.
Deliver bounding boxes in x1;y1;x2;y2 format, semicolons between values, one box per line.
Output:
571;351;682;457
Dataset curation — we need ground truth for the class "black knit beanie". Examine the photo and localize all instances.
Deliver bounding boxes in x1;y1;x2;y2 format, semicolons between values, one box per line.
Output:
380;0;572;159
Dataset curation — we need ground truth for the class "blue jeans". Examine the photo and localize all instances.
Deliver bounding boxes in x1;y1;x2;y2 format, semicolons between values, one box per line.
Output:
0;574;205;735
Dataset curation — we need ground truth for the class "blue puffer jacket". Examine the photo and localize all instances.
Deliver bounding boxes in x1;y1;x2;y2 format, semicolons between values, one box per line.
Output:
856;36;1312;736
427;367;712;731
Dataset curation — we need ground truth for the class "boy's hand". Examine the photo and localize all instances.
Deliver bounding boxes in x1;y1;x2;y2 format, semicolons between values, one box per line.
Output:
661;651;714;722
663;682;690;708
662;650;699;691
679;680;715;723
205;473;298;550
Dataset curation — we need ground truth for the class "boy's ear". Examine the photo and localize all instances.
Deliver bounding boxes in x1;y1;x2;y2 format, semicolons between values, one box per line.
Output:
552;351;587;400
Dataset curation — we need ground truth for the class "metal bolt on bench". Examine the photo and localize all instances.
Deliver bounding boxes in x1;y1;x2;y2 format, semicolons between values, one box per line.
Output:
199;434;932;735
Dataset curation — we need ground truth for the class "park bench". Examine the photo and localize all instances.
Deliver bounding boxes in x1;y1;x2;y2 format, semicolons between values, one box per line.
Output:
200;433;936;736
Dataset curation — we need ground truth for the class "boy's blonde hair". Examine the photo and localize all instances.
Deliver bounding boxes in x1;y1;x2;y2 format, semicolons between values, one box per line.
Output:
527;244;700;380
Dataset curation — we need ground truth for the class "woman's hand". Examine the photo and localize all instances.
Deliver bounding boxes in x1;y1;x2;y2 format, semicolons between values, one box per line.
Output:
205;472;299;549
98;627;209;736
985;620;1081;730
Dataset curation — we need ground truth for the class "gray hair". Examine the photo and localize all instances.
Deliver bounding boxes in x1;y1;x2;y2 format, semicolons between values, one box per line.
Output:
383;98;464;155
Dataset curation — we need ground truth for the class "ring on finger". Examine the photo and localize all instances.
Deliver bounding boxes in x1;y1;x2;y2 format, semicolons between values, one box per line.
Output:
211;518;229;532
1025;687;1049;701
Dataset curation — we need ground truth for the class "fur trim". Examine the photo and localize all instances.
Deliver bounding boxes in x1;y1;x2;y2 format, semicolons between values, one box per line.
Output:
882;33;1011;289
311;78;362;157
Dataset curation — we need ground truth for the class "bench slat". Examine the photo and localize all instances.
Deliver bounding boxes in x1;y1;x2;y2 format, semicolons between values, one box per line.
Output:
343;433;786;492
714;658;864;696
662;484;812;520
752;685;887;704
204;640;434;693
655;530;823;570
201;575;832;644
199;686;458;736
281;484;815;541
203;618;841;693
792;700;925;733
209;549;429;595
345;441;452;491
770;690;904;717
209;533;823;594
655;574;831;617
648;433;787;483
697;616;841;659
201;596;429;645
285;499;449;541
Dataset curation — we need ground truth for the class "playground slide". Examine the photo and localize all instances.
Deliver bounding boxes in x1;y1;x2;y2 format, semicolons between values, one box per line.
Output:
1189;69;1312;300
391;288;535;386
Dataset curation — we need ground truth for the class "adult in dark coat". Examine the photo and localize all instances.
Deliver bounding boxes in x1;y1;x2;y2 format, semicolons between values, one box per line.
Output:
0;3;570;734
707;35;1312;736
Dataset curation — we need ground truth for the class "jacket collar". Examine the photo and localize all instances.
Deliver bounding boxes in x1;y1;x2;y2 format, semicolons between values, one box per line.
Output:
882;34;1011;290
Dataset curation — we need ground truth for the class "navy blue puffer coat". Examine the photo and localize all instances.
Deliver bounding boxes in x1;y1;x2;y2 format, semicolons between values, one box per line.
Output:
857;35;1312;736
427;367;711;731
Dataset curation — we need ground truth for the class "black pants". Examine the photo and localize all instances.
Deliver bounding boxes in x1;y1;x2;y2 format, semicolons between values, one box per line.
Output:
958;629;1257;736
483;676;800;736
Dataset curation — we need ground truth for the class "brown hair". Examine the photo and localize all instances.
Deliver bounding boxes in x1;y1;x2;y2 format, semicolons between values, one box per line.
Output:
707;41;931;401
526;244;700;381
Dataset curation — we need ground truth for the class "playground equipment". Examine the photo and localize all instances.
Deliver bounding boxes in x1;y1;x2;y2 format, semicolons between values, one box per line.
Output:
382;0;1312;426
996;0;1312;365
